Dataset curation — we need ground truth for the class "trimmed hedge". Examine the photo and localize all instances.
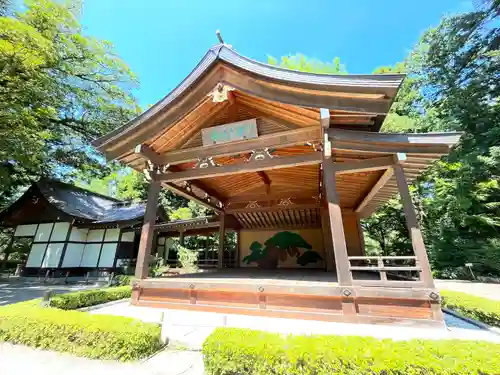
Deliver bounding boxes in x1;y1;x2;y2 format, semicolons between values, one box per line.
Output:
203;328;500;375
441;289;500;328
0;303;161;361
50;286;132;310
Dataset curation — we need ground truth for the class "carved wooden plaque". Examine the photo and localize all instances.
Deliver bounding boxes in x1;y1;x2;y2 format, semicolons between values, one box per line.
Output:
202;119;258;146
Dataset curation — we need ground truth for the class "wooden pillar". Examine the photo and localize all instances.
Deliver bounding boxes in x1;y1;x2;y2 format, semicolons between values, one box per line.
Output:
393;164;435;289
320;205;335;272
217;213;226;269
179;230;185;246
323;159;352;287
135;181;161;279
235;230;240;268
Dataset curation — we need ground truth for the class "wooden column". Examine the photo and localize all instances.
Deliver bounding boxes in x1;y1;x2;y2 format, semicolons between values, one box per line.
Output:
320;205;335;272
393;164;435;289
135;181;161;279
179;230;185;246
217;213;226;269
323;160;352;287
235;230;240;268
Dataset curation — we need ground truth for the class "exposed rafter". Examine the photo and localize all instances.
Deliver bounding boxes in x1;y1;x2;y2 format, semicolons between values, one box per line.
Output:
333;153;406;175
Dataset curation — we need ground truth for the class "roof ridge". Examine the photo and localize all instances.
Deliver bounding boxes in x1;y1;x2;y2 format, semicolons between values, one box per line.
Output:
37;178;123;203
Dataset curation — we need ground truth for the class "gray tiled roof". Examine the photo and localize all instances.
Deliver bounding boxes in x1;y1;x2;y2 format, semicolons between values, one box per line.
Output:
37;180;146;223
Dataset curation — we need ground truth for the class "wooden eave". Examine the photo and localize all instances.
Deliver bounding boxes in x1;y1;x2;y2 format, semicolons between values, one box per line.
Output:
92;44;405;160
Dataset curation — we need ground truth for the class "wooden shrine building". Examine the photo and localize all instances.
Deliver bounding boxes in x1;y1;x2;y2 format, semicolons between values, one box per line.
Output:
93;43;461;326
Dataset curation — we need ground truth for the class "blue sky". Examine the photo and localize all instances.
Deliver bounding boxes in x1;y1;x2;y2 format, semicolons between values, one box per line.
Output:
81;0;472;108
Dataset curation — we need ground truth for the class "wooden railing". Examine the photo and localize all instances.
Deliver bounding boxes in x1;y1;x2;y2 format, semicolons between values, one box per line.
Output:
347;256;424;287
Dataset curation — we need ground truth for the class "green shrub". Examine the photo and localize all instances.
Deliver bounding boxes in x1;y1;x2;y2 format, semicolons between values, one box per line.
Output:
113;274;135;286
50;286;131;310
203;328;500;375
0;304;161;361
441;290;500;327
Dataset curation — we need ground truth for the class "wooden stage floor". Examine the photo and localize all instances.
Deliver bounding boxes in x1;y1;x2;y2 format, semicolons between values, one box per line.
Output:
132;268;443;327
149;268;381;287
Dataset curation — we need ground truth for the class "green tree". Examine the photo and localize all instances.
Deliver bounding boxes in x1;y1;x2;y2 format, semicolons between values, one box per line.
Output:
0;0;138;207
268;54;347;74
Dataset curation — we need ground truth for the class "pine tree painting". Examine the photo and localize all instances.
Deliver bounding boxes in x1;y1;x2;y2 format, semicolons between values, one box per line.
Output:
242;231;323;269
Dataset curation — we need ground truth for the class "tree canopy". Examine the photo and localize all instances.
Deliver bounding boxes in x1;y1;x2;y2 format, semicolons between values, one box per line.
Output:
0;0;138;207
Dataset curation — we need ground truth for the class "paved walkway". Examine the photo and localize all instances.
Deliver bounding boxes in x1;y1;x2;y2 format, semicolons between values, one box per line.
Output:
0;279;101;306
436;279;500;300
0;343;204;375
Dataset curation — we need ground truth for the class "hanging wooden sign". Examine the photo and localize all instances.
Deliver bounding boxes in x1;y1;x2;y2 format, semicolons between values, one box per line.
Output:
202;119;258;146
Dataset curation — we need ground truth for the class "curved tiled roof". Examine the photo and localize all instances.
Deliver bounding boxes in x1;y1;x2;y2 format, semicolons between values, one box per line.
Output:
92;44;405;152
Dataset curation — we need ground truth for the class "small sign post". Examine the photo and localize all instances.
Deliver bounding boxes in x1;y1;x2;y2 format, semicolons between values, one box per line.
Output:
465;263;475;280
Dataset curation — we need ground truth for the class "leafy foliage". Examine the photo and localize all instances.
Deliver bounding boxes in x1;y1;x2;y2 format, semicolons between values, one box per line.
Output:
49;286;132;310
268;54;347;74
441;290;500;327
0;300;161;361
0;0;138;207
203;327;500;375
177;244;198;272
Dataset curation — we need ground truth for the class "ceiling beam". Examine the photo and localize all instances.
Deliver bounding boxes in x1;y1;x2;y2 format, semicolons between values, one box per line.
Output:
157;152;322;182
333;153;406;175
257;171;271;194
157;127;321;165
163;182;223;214
355;168;394;216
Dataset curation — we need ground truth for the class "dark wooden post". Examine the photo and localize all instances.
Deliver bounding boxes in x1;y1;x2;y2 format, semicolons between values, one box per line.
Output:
217;213;226;269
135;181;161;279
323;160;352;287
320;204;335;272
393;164;435;289
179;230;185;246
235;230;240;268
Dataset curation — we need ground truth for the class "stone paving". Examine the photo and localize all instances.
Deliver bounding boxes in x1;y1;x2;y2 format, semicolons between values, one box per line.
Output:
435;279;500;300
0;343;204;375
0;278;101;306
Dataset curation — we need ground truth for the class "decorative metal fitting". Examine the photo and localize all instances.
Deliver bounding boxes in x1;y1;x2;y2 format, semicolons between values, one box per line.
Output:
197;157;215;169
189;284;195;289
429;291;439;301
278;198;293;207
249;148;273;162
246;201;261;209
342;288;352;297
258;286;264;293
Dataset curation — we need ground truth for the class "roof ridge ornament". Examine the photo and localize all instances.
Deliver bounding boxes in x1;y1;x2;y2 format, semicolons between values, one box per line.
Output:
215;30;233;49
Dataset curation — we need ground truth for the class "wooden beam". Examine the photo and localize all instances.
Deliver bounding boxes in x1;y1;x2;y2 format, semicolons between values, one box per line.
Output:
226;203;320;214
158;152;322;182
163;182;223;214
135;144;160;163
135;181;161;279
355;168;394;214
218;213;226;269
158;127;322;165
257;171;271;194
393;164;435;289
320;108;330;129
334;153;405;175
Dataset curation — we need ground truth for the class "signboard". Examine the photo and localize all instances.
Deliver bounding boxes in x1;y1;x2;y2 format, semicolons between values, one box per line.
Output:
202;119;258;146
